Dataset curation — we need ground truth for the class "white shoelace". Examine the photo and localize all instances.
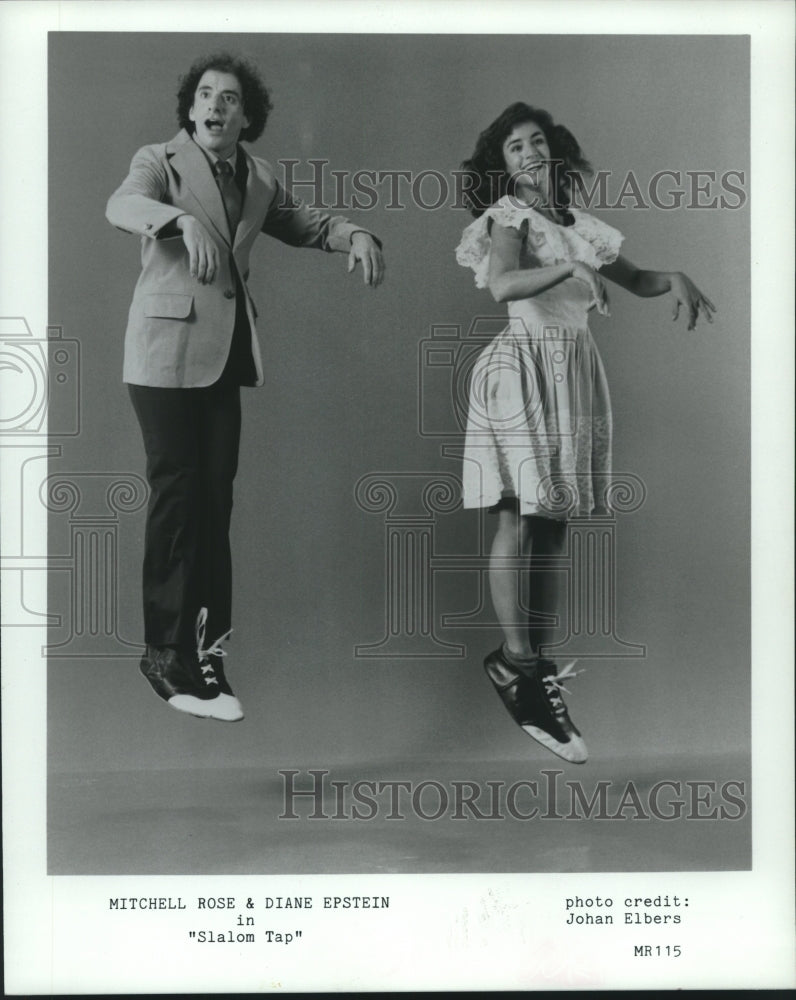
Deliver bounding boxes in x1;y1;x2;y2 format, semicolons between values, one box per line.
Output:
542;660;584;708
195;607;233;686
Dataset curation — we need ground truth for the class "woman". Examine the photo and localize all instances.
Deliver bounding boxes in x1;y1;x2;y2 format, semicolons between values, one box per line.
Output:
456;102;715;763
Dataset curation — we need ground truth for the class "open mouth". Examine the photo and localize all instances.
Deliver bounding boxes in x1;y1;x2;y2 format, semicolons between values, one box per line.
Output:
204;118;225;133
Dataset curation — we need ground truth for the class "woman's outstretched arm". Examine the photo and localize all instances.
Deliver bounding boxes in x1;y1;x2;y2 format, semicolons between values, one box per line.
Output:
601;254;716;330
487;221;610;315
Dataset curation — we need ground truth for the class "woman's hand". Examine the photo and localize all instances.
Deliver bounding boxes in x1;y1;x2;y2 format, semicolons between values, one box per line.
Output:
668;272;716;330
571;261;610;316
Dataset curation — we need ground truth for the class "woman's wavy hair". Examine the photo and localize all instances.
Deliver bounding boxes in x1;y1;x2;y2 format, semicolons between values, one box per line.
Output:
460;103;592;219
176;52;273;143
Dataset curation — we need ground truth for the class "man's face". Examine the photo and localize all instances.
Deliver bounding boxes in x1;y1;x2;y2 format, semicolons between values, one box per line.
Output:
188;69;250;159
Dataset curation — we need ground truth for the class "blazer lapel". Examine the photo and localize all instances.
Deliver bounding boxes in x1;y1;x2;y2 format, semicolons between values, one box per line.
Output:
234;147;275;251
167;130;232;245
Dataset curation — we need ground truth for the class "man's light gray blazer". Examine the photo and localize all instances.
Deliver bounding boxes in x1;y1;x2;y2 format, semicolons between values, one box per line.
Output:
106;128;367;387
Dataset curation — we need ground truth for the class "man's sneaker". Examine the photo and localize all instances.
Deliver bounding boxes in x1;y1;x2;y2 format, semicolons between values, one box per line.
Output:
483;648;588;764
195;607;244;722
139;645;221;719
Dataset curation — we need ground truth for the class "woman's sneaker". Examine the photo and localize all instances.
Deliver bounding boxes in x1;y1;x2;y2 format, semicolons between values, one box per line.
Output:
483;649;588;764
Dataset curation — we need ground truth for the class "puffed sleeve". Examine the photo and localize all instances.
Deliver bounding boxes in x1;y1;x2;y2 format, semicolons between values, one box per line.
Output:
569;210;624;266
455;197;529;288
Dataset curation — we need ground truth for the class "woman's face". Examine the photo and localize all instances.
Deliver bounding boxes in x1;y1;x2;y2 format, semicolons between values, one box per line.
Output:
501;120;551;196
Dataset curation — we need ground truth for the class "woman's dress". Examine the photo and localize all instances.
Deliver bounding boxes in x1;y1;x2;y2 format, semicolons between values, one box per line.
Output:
455;196;624;519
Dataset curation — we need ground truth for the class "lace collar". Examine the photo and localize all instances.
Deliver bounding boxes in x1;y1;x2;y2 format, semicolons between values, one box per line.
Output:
455;195;624;289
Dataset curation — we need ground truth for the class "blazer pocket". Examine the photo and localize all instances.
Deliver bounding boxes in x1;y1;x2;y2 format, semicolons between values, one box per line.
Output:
143;293;194;319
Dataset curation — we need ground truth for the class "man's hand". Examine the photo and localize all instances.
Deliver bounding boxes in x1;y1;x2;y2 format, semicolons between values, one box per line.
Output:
347;232;385;287
177;215;219;285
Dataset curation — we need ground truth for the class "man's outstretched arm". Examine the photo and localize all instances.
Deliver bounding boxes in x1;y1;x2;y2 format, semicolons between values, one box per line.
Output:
262;181;385;286
105;145;185;239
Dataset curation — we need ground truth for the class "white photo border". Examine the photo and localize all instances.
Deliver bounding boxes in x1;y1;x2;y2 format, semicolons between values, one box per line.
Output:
1;0;793;992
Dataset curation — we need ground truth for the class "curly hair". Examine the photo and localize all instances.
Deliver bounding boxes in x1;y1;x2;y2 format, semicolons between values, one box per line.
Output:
460;103;592;219
176;52;273;143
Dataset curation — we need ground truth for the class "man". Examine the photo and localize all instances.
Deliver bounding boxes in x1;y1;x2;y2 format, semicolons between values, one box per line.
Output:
106;53;384;723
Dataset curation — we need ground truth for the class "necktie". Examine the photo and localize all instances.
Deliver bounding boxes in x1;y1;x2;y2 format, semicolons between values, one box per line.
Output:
213;159;242;236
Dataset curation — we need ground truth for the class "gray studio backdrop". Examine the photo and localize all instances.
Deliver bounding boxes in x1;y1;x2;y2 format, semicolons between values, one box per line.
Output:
48;33;749;774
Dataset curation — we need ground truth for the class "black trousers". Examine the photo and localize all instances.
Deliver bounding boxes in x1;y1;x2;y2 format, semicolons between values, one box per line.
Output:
128;381;242;649
128;263;256;649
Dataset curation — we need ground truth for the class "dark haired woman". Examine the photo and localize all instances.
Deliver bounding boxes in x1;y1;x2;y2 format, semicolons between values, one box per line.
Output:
456;103;714;763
